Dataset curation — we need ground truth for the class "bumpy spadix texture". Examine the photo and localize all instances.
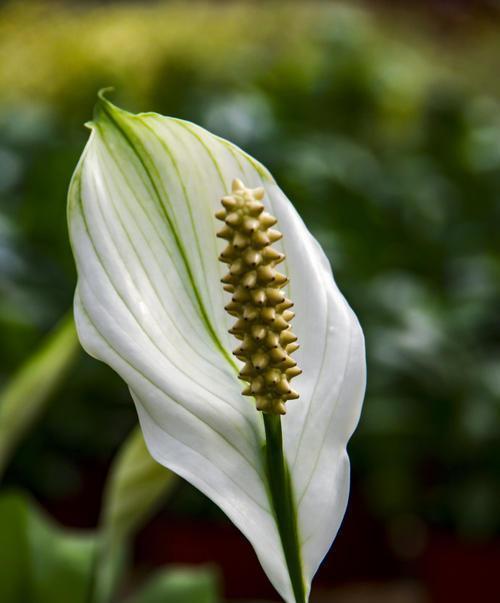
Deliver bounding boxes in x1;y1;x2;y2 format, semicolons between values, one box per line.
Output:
217;179;301;415
68;95;366;603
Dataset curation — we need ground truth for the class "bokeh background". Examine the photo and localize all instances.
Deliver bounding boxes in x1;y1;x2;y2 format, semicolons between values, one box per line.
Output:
1;1;500;602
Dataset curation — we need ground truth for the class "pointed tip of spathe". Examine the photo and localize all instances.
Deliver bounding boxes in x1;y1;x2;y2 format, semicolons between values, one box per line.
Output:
93;87;132;126
97;86;116;103
92;88;162;132
94;87;116;116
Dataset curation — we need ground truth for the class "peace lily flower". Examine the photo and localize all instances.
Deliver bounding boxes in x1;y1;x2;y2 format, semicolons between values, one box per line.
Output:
67;92;366;603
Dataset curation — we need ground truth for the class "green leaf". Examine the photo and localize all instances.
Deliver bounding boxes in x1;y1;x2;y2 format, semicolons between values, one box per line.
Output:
0;314;79;477
124;566;220;603
0;491;97;603
91;425;178;603
0;492;30;602
101;425;177;545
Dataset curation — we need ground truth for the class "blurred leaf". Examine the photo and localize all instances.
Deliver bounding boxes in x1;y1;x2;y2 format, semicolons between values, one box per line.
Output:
92;426;178;603
29;506;96;603
0;492;30;602
0;314;79;477
124;566;220;603
101;426;177;544
0;491;97;603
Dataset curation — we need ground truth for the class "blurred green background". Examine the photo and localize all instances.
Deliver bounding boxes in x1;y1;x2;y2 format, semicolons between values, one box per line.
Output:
1;1;500;602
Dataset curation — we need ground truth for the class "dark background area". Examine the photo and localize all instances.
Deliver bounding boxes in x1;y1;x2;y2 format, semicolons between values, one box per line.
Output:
1;1;500;602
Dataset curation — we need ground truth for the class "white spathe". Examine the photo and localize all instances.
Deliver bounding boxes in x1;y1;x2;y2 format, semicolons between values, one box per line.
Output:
68;96;366;603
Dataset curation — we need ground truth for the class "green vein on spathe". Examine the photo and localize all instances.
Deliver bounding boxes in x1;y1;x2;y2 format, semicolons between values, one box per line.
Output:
163;120;240;322
170;119;296;350
71;168;267;485
92;143;239;392
72;166;263;473
138;117;220;337
141;116;237;363
177;121;227;189
93;141;211;349
94;96;235;370
93;129;236;379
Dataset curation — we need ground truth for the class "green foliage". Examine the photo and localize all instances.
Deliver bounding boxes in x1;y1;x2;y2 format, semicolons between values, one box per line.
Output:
0;314;79;477
101;426;177;547
0;492;220;603
93;427;178;603
124;567;220;603
0;491;97;603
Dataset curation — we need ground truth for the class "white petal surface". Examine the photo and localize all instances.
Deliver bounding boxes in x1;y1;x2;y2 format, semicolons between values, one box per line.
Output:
68;97;365;602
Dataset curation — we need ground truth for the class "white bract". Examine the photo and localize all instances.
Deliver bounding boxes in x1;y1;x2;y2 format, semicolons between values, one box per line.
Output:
68;94;366;603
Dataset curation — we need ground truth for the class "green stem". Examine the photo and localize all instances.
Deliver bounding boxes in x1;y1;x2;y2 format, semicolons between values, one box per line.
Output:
263;414;306;603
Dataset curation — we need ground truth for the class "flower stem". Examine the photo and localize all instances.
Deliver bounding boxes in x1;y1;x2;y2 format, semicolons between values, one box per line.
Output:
263;414;306;603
